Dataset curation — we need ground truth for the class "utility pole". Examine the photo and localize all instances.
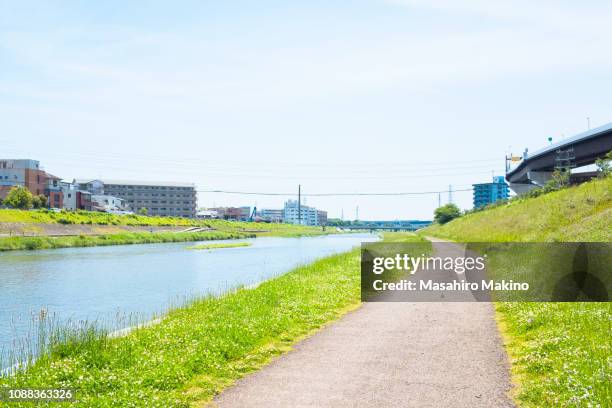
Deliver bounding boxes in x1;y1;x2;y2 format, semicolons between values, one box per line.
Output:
587;117;591;130
438;192;441;208
356;205;359;221
448;185;453;204
341;208;344;221
298;184;301;225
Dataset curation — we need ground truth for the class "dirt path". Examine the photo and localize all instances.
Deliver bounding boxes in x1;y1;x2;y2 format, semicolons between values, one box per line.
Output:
211;240;515;408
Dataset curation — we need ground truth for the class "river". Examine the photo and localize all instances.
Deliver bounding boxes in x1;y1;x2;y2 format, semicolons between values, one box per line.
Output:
0;233;375;367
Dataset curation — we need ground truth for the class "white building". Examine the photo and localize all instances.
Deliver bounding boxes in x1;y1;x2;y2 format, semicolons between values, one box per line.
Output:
196;209;220;219
283;200;325;226
91;195;130;213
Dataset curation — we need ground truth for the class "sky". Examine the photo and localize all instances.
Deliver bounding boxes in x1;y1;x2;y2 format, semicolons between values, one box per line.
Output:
1;0;611;219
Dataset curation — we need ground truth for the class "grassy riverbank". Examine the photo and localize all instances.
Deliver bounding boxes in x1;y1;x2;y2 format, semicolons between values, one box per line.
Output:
0;209;335;251
423;176;611;242
0;208;331;237
0;233;423;407
187;242;252;250
421;177;612;407
0;231;254;252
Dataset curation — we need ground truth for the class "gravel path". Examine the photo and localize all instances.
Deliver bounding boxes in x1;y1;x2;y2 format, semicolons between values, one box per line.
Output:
211;240;515;408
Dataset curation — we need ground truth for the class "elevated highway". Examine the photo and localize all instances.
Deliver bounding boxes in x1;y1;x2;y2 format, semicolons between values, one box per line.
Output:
506;122;612;194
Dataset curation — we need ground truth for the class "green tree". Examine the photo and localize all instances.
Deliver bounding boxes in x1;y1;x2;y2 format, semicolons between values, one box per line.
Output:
433;203;462;224
595;150;612;177
31;194;47;209
4;186;33;209
138;208;148;216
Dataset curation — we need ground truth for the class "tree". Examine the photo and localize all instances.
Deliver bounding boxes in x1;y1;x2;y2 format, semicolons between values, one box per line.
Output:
433;203;462;224
138;208;148;216
32;194;47;209
4;186;33;209
595;150;612;177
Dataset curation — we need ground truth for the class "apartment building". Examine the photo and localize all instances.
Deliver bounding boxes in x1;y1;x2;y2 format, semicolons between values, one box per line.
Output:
0;159;45;199
0;159;64;207
473;176;510;209
283;200;326;226
75;179;197;218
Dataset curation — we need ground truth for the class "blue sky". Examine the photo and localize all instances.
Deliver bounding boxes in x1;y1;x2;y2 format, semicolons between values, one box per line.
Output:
1;1;611;219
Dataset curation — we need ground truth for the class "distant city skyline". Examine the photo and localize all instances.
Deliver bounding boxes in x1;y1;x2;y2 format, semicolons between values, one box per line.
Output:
2;1;611;219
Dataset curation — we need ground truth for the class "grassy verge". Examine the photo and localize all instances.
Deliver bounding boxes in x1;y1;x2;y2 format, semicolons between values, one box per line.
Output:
0;231;254;252
0;232;423;407
186;242;252;250
421;177;612;407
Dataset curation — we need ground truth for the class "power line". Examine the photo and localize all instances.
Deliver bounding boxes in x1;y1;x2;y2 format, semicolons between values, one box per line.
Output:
196;188;473;197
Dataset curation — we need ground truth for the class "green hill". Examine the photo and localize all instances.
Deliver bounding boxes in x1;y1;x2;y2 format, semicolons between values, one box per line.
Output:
424;176;611;242
422;177;612;407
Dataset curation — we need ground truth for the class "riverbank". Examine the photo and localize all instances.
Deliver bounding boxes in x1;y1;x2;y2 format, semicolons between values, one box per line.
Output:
0;233;419;406
0;209;335;251
0;209;332;238
0;231;254;251
420;177;611;407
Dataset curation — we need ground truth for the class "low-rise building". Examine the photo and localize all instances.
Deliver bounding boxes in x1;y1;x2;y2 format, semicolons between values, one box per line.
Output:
45;174;63;209
75;179;197;218
256;208;284;223
60;182;92;211
473;176;510;209
317;210;328;226
196;209;220;219
91;195;129;213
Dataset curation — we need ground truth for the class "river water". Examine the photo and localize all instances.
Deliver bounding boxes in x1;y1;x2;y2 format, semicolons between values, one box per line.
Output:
0;233;375;366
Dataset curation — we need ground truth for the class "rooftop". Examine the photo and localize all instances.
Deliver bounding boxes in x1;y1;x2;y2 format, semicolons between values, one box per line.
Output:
74;179;195;188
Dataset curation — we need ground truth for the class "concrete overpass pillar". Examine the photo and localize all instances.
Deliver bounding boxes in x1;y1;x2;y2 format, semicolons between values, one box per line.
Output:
527;170;554;186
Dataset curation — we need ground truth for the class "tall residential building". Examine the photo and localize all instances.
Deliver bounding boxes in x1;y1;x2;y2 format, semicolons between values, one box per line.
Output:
283;200;326;226
74;179;197;218
473;176;510;209
0;159;63;207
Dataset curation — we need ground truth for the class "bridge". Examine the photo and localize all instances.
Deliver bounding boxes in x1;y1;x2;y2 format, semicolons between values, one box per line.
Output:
506;122;612;194
337;220;432;232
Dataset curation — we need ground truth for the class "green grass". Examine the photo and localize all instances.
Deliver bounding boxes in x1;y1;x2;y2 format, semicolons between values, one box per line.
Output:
0;232;424;407
186;242;252;250
496;302;611;407
0;231;254;252
422;177;612;407
422;176;611;242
